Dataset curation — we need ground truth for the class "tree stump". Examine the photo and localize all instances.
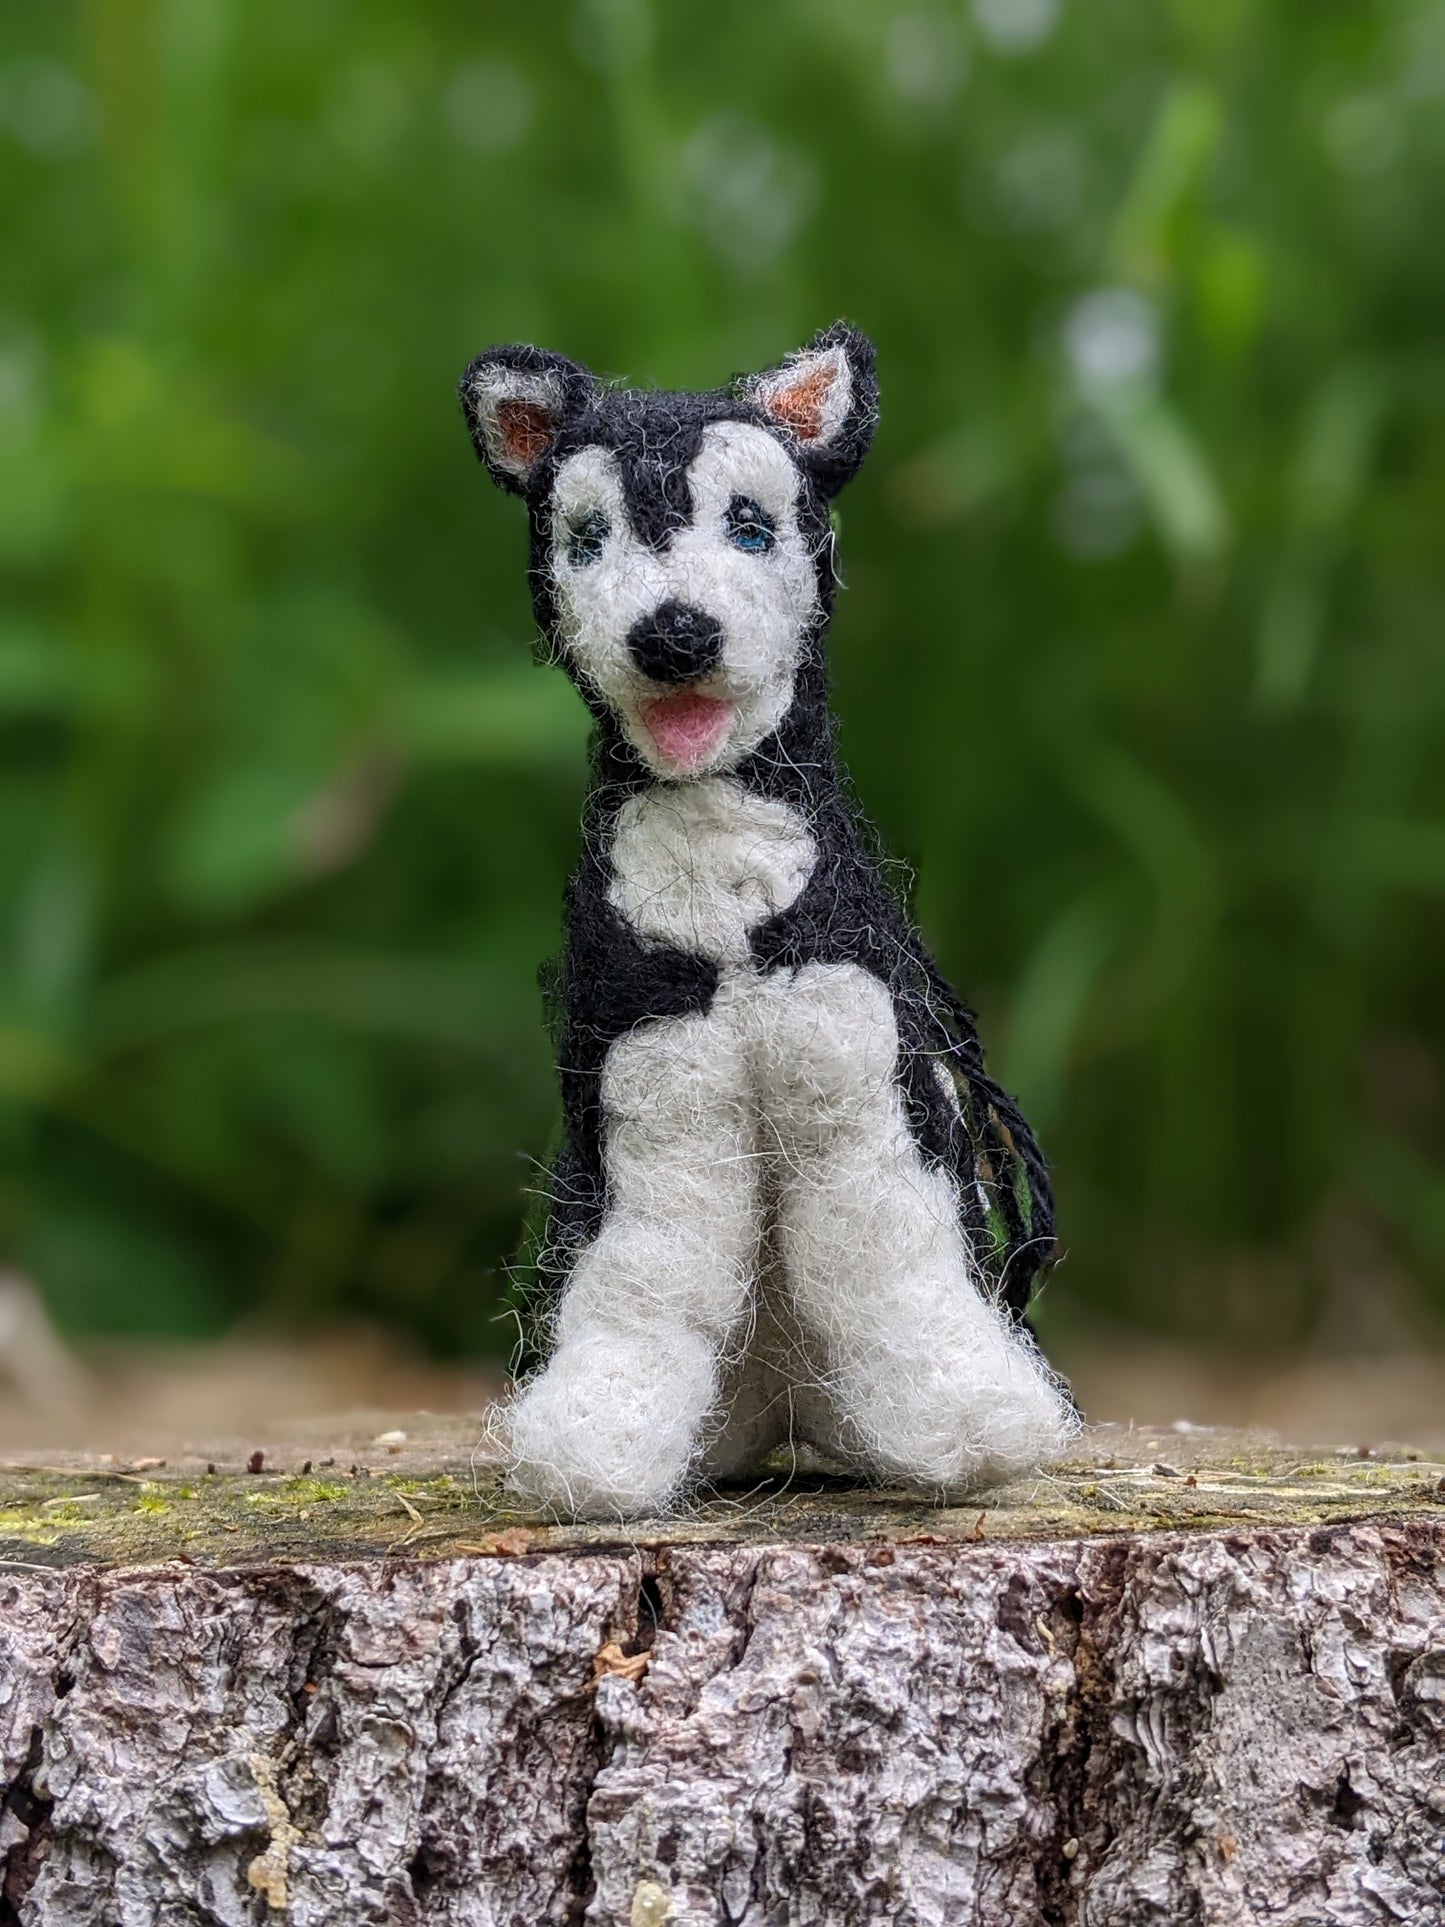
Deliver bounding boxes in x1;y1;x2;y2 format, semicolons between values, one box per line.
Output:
0;1417;1441;1925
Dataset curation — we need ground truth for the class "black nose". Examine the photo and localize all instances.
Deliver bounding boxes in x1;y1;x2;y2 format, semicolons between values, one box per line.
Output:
626;600;724;685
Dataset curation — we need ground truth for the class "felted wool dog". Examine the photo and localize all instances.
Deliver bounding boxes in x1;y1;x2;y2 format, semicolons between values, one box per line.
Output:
460;323;1078;1519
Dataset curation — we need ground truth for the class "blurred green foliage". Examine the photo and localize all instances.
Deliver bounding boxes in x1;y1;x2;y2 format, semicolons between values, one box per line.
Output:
2;0;1443;1356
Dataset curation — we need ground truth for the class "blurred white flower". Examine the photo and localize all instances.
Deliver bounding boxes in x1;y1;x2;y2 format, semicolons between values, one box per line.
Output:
681;115;818;274
886;12;969;103
972;0;1062;58
0;319;44;449
0;57;94;158
994;130;1085;231
1063;287;1161;397
1391;5;1445;100
1324;95;1402;177
445;61;534;154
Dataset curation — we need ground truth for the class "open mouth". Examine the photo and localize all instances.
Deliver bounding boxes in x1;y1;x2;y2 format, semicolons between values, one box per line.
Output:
638;690;735;773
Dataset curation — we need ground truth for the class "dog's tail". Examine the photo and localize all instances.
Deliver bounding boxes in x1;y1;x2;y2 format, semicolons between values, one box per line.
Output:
923;954;1060;1323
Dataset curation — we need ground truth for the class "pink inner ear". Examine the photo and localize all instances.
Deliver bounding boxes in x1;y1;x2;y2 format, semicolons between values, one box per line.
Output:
761;361;837;442
495;399;558;466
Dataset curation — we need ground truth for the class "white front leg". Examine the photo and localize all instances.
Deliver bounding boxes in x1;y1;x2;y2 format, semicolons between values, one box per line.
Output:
756;963;1078;1491
506;994;758;1518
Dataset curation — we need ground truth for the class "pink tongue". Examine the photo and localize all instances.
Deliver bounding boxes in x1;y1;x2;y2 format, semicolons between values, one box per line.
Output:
640;691;733;770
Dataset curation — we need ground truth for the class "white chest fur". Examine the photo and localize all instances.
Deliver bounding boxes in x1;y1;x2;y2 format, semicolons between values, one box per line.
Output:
607;777;816;966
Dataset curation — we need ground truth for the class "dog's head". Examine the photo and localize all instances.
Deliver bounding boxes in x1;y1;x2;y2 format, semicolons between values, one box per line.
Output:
460;325;877;780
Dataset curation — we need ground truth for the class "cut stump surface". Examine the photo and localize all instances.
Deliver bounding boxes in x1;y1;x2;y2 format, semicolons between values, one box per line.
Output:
0;1418;1441;1924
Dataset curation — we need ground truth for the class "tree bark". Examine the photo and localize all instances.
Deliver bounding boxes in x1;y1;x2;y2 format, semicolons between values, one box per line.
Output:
0;1422;1441;1925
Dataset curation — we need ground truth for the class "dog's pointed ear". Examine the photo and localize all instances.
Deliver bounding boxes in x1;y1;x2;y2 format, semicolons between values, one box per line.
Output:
745;322;879;498
459;345;597;496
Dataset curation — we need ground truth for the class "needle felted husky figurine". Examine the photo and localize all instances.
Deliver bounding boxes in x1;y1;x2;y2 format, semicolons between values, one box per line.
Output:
460;323;1077;1519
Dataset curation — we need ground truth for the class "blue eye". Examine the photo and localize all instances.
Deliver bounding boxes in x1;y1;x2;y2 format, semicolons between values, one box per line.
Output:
564;509;610;567
725;495;777;555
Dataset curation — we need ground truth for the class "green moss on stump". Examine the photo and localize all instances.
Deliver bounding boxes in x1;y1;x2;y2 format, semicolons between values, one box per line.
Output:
0;1419;1439;1571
